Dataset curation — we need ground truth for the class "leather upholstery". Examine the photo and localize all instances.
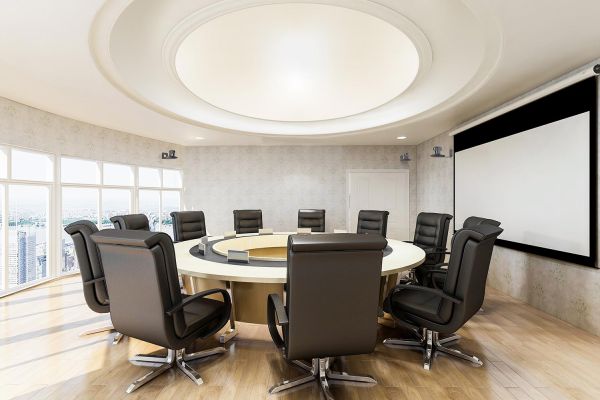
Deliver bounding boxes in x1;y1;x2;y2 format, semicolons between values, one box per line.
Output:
110;214;150;231
412;213;453;285
283;233;387;360
233;209;263;234
64;220;109;314
91;230;231;350
171;211;206;242
463;216;501;229
388;224;503;334
356;210;389;237
297;209;325;232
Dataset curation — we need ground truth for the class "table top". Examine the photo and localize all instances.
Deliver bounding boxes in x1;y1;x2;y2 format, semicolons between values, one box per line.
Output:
175;232;426;284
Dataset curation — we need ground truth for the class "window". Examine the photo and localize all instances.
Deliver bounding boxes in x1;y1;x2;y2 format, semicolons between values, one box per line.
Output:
61;187;99;273
0;147;7;179
0;147;183;294
139;190;160;231
11;149;53;182
8;185;49;288
163;169;182;188
61;158;100;184
103;163;133;186
101;189;131;228
161;191;181;237
139;167;161;187
138;167;183;238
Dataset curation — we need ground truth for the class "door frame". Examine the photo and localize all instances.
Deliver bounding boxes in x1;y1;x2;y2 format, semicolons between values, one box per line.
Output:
345;169;410;233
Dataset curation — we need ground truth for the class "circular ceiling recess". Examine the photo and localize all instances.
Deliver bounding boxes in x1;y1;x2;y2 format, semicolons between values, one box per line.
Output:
91;0;502;136
175;4;420;122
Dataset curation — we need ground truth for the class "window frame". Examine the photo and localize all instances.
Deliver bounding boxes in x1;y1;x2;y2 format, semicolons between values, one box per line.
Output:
0;146;183;296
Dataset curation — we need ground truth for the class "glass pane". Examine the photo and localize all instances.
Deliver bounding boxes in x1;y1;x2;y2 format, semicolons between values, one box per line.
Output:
162;169;182;188
0;147;7;179
101;189;131;228
139;167;161;187
160;191;180;238
103;163;133;186
11;149;53;182
8;185;49;288
139;190;160;231
61;158;100;184
62;187;99;273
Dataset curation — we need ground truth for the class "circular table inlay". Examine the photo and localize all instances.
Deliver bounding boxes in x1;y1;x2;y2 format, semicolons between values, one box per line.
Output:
212;234;291;261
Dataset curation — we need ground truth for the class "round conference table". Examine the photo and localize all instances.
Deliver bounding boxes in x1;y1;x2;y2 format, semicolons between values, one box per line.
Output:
174;232;425;343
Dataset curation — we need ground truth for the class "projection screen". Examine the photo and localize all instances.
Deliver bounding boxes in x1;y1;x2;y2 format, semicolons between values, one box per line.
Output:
454;77;597;267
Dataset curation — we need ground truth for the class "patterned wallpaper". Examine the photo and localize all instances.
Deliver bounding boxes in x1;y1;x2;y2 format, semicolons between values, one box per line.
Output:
416;130;600;336
0;97;183;169
182;145;416;236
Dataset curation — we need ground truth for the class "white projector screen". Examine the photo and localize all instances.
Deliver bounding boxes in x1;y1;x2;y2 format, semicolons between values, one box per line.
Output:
454;77;596;267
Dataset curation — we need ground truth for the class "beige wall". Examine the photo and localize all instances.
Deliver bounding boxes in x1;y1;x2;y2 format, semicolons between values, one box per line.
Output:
182;145;417;236
416;130;600;336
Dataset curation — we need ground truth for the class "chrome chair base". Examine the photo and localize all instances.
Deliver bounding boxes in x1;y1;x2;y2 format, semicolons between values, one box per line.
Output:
384;328;481;370
269;358;376;399
127;347;227;393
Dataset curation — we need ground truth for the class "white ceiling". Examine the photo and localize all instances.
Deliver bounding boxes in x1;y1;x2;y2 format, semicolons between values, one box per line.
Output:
0;0;599;146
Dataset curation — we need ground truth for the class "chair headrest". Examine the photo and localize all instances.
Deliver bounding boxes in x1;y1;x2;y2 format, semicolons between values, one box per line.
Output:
289;233;387;252
64;220;98;235
458;224;503;241
91;229;170;249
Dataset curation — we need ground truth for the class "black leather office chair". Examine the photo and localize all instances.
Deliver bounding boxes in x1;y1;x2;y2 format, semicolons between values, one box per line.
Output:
110;213;150;231
297;209;325;232
425;216;502;289
356;210;389;237
91;230;231;393
383;224;503;370
406;212;453;286
171;211;207;242
64;220;123;345
267;233;387;399
233;209;263;234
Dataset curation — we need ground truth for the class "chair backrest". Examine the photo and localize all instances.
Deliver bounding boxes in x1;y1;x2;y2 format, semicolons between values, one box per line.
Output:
463;216;501;229
171;211;206;242
356;210;389;237
91;230;186;349
64;220;109;314
413;212;453;265
297;209;325;232
110;214;150;231
439;224;503;332
233;209;263;234
285;233;387;360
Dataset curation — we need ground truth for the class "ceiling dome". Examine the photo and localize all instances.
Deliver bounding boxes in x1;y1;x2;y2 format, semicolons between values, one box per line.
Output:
91;0;502;136
175;4;420;122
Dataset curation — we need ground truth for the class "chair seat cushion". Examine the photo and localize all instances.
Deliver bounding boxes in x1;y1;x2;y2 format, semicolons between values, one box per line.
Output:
182;296;226;337
389;288;448;325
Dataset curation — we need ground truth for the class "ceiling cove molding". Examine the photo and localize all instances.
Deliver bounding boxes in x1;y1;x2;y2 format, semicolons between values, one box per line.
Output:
90;0;503;137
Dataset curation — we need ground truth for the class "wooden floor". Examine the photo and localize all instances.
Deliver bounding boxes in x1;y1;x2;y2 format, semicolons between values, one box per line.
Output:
1;277;600;400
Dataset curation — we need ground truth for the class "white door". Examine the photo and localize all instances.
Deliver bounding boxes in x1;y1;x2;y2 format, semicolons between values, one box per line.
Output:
347;170;409;240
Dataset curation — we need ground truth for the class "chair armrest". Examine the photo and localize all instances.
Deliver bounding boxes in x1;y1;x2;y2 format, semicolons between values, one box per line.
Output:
390;284;462;304
165;288;231;316
267;293;287;349
83;277;105;286
423;268;448;290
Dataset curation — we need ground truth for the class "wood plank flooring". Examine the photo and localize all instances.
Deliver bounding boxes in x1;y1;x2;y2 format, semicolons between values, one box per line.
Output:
1;276;600;399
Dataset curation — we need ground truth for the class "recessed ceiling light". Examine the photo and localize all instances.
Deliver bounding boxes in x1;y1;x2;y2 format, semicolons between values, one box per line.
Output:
194;136;204;140
396;136;407;140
